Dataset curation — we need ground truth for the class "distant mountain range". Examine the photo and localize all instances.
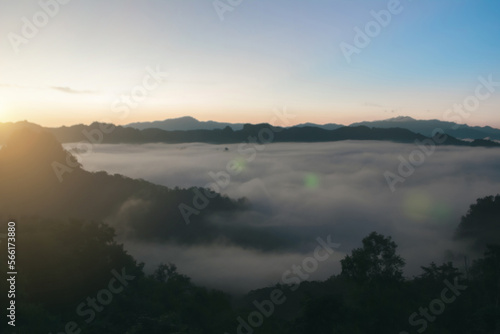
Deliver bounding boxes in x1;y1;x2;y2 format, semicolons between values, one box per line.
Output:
125;116;500;141
292;122;344;130
126;116;245;131
351;116;500;141
0;120;498;148
125;116;344;132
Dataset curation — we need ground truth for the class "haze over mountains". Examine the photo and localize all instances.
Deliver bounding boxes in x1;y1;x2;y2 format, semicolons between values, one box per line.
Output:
1;118;499;148
125;116;500;140
126;116;246;131
126;116;344;132
351;116;500;141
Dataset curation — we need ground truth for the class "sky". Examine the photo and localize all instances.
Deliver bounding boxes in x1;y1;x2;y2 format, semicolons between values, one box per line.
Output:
1;0;499;127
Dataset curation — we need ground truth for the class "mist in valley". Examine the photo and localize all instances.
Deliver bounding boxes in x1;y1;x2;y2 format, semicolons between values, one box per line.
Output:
67;141;500;293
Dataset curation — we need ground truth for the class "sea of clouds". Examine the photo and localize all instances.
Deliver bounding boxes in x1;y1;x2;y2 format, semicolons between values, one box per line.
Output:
67;141;500;293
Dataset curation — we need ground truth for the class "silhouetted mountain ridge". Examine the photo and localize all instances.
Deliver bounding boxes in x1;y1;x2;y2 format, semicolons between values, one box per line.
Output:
1;121;497;147
126;116;245;131
351;116;500;140
124;115;500;140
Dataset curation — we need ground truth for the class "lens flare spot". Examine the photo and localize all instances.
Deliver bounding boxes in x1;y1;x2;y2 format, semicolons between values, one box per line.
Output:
430;202;453;221
403;192;432;221
233;158;247;172
304;173;320;189
403;192;453;222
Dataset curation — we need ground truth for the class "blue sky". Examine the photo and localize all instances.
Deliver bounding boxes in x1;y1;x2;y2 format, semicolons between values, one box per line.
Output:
0;0;499;127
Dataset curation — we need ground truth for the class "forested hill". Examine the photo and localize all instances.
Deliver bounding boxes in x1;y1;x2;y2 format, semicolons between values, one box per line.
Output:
0;128;262;247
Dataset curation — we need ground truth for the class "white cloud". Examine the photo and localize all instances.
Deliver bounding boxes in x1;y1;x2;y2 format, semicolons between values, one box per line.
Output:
72;141;500;292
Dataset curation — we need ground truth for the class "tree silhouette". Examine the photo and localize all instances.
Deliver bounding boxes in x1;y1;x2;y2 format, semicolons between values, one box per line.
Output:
340;232;405;283
455;194;500;250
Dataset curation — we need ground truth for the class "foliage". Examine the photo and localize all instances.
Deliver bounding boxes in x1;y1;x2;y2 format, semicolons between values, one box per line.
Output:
340;231;405;283
455;194;500;249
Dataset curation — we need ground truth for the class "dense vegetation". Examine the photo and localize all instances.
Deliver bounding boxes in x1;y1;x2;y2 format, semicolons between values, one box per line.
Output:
455;194;500;249
0;214;498;333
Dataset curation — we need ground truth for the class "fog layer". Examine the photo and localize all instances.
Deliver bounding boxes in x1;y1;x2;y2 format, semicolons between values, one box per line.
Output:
68;141;500;292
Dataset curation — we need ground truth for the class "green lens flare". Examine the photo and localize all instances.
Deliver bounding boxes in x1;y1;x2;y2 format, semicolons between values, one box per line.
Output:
304;173;320;189
234;158;247;172
403;192;452;222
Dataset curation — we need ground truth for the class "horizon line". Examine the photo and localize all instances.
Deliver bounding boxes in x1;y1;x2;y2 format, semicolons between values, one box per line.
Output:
1;115;498;130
